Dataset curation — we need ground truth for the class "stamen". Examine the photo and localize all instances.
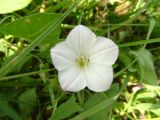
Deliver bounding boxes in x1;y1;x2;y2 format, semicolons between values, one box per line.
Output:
76;56;89;68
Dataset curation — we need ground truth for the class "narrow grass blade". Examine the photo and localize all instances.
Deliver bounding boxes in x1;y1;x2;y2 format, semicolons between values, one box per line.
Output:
0;97;22;120
119;38;160;47
47;0;72;12
144;18;156;48
70;97;115;120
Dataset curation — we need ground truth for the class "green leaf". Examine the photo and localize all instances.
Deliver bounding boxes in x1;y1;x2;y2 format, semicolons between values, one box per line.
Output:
129;103;160;112
119;48;137;72
151;109;160;117
18;88;37;115
131;48;158;85
0;0;81;76
105;83;120;97
146;118;160;120
0;0;32;14
71;76;127;120
0;13;61;47
71;97;115;120
112;102;127;112
82;85;120;120
47;0;72;12
50;96;83;120
84;93;109;120
136;91;157;101
1;54;32;73
0;97;22;120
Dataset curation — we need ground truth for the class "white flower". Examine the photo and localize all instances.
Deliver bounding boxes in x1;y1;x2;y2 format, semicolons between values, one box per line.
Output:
50;25;119;92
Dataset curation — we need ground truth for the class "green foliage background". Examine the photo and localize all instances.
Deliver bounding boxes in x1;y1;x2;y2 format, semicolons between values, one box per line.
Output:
0;0;160;120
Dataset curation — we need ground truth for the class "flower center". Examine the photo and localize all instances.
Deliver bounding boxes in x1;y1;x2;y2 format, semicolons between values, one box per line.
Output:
76;56;89;68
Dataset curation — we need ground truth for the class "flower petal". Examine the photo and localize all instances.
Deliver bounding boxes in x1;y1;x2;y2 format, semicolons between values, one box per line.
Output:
89;37;119;65
51;41;77;71
85;64;113;92
66;25;96;57
58;66;86;92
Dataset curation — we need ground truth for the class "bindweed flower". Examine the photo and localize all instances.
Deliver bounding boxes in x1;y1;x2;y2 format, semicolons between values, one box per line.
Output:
51;25;119;92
